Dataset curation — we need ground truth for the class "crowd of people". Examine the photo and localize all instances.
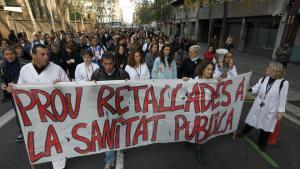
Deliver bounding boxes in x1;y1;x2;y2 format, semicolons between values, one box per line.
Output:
0;27;289;169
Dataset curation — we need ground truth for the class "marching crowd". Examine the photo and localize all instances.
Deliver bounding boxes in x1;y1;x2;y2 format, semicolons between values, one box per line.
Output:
0;28;289;169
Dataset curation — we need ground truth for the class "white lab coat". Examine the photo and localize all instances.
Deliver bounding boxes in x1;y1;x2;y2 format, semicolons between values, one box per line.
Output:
74;62;99;82
125;63;150;80
245;76;289;132
18;62;70;84
18;62;69;169
213;65;238;79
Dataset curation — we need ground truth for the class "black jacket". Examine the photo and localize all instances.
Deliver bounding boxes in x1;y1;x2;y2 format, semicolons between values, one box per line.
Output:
178;58;202;78
0;59;21;98
0;60;21;85
91;67;130;81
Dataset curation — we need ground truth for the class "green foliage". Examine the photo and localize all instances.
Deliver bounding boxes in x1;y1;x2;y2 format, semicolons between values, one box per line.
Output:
135;0;174;24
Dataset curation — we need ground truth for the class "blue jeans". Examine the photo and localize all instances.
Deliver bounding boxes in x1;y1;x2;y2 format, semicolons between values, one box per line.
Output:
105;151;115;165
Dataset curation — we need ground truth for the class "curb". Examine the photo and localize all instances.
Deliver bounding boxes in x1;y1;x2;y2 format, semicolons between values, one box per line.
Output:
246;93;300;125
285;103;300;125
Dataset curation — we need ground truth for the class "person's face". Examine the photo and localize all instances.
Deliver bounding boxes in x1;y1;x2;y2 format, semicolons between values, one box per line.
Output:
134;52;141;64
266;64;273;76
151;45;158;53
66;35;72;42
118;46;125;55
32;48;49;66
224;53;233;64
208;47;213;52
33;35;39;41
163;47;171;56
102;58;115;74
189;48;198;58
159;39;163;43
79;37;84;44
1;40;7;47
92;39;98;46
83;54;92;64
46;37;52;43
202;64;214;79
51;46;59;54
15;47;24;56
3;50;16;62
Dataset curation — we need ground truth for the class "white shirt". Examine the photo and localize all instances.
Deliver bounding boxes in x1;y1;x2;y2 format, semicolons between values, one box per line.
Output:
75;62;99;82
125;63;150;80
18;62;70;84
17;62;68;168
142;43;150;52
213;65;238;79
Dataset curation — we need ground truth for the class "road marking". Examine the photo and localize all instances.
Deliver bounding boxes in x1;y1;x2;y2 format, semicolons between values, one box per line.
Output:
244;136;280;168
0;109;15;128
115;150;124;169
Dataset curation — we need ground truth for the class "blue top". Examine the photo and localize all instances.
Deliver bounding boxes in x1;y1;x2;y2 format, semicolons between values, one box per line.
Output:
151;56;177;79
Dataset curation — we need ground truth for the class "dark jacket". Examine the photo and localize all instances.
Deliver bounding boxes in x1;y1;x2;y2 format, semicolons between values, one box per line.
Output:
91;67;130;81
178;57;202;79
115;53;127;70
50;51;67;71
0;59;21;98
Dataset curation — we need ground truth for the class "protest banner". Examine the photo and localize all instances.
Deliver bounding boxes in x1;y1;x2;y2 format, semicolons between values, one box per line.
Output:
12;72;251;164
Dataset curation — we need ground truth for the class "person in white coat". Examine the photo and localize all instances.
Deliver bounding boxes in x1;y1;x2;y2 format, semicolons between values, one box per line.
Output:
10;44;69;169
125;50;150;80
75;49;99;82
213;52;238;79
238;61;289;152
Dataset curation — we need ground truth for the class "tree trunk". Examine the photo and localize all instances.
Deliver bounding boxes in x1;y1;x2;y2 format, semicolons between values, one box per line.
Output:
47;0;55;31
23;0;38;32
81;14;85;31
219;0;228;48
56;0;68;31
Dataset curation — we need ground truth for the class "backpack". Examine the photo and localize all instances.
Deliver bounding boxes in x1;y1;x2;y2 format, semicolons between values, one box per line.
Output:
260;76;286;93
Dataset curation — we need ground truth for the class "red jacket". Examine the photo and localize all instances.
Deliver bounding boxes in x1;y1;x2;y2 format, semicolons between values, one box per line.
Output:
204;51;215;61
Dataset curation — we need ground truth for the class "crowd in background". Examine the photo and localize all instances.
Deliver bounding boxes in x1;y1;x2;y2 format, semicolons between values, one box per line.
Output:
0;27;289;169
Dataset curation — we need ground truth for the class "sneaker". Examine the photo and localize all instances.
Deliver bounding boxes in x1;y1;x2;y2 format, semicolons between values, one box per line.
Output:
15;134;24;143
103;162;114;169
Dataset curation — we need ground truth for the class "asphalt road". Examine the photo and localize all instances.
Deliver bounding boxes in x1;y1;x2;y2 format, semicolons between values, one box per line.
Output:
0;98;299;169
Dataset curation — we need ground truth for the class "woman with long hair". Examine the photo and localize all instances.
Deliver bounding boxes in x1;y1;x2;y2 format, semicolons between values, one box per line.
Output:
196;61;215;79
145;43;159;73
182;60;215;164
151;44;177;79
65;43;83;80
125;50;150;80
114;45;128;70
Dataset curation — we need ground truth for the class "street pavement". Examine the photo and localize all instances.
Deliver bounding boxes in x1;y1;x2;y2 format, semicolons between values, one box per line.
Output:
0;98;299;169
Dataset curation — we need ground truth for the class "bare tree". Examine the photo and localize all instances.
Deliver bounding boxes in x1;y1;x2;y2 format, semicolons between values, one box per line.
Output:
23;0;37;32
55;0;68;31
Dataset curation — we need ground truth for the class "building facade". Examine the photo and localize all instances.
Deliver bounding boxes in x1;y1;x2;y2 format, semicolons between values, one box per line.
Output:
165;0;300;62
